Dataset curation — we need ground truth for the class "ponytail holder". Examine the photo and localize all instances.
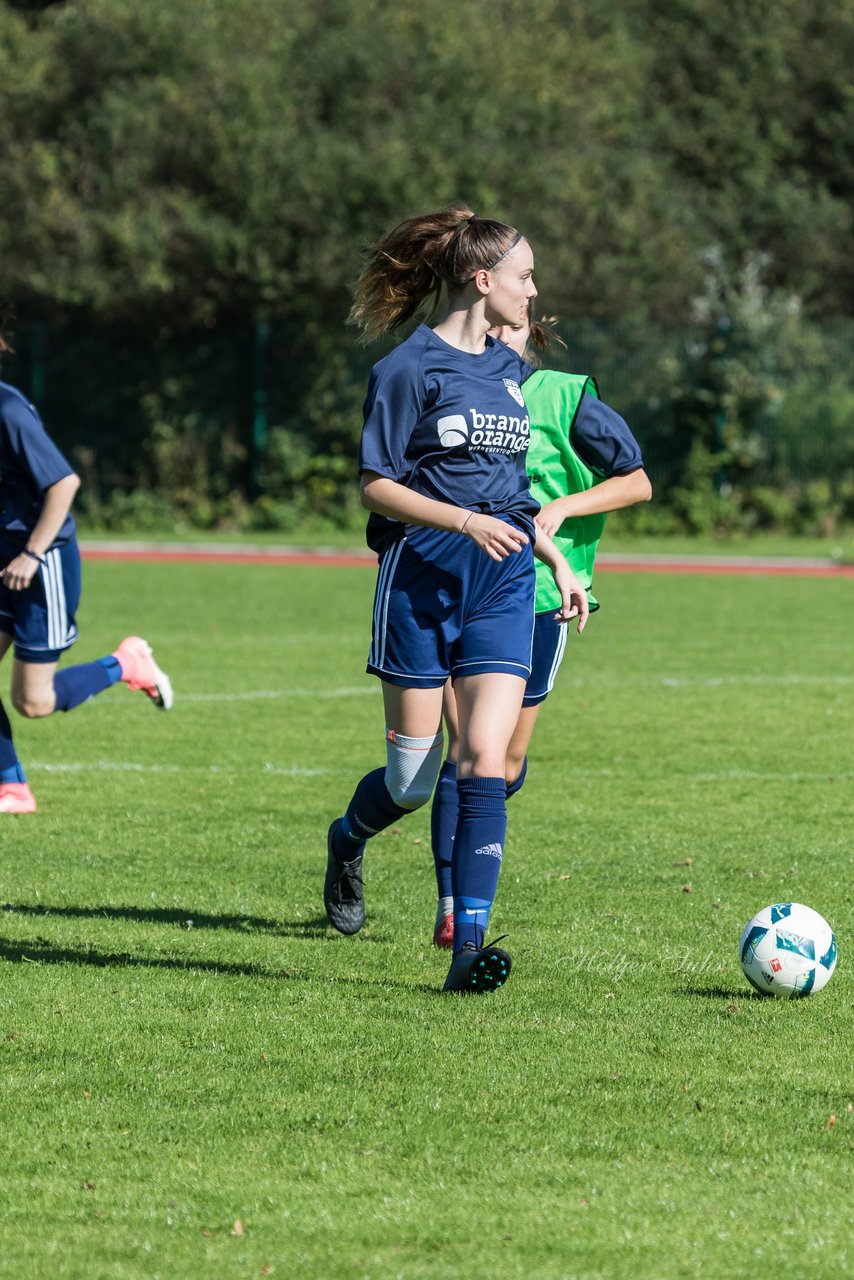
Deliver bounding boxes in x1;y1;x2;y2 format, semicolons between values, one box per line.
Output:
467;214;479;223
23;548;47;566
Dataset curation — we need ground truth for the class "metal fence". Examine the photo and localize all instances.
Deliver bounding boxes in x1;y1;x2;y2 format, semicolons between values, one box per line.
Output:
3;315;853;501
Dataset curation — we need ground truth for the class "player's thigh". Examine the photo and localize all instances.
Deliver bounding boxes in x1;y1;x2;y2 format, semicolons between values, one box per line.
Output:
11;656;58;716
441;678;460;761
381;682;445;739
454;671;526;777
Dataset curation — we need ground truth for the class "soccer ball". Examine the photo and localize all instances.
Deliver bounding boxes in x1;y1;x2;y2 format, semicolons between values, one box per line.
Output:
739;902;837;998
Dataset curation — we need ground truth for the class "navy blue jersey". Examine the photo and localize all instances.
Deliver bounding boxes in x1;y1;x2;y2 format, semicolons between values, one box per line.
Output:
571;394;644;477
359;325;538;553
0;382;76;546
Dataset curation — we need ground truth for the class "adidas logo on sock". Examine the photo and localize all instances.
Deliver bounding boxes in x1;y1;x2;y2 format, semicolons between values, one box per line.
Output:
474;843;503;860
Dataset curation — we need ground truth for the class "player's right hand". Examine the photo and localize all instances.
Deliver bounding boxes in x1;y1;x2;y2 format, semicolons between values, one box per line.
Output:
0;554;39;592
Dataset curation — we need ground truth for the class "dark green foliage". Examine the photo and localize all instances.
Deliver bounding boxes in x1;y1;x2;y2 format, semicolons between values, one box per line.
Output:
1;0;850;324
0;0;852;532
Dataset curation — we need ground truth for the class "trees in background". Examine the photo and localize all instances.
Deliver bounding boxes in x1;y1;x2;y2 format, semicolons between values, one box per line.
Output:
1;0;852;532
3;0;850;325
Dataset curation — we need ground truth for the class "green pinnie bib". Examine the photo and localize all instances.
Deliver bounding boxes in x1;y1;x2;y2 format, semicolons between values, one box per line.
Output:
524;369;605;614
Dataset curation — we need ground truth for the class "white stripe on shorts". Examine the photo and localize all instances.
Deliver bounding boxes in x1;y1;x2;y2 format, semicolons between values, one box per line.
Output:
369;539;404;671
544;619;568;694
43;549;69;650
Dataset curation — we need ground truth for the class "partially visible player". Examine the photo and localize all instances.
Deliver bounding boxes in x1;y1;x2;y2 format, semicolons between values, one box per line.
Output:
323;207;589;994
430;304;652;945
0;311;172;814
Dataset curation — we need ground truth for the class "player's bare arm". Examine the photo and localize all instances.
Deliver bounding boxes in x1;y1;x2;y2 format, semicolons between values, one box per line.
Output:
0;473;80;591
360;471;529;562
535;468;652;537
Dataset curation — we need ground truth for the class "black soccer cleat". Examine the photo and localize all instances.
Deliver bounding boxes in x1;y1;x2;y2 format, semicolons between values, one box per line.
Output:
324;819;365;935
442;939;512;994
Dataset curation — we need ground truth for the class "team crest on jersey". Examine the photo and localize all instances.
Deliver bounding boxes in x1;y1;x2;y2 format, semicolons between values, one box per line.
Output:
503;378;525;407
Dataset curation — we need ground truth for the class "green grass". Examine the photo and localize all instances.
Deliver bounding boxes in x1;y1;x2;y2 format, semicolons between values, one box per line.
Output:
1;561;852;1279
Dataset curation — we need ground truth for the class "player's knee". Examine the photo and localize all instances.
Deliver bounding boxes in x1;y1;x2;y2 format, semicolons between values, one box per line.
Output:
12;689;53;718
460;746;506;779
385;728;444;811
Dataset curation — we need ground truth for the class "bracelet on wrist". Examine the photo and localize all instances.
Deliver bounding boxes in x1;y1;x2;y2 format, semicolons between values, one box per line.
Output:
460;511;474;535
23;548;47;566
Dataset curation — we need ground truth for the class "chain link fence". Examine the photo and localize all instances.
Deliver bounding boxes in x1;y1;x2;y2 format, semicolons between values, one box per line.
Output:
3;315;853;530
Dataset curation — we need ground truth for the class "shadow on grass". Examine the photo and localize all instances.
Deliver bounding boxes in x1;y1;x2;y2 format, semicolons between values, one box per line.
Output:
0;935;297;981
675;982;766;1001
0;934;427;992
1;901;357;941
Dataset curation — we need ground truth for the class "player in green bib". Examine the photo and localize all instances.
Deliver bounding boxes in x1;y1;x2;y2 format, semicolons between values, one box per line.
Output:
430;304;652;947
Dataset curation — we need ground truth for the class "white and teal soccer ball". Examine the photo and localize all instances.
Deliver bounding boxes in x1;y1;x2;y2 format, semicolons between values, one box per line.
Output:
739;902;837;998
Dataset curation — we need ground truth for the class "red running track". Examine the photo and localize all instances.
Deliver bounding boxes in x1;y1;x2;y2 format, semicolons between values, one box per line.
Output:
79;542;854;578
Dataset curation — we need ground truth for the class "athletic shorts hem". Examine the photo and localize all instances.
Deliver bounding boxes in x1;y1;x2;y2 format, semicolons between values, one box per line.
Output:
366;664;449;689
14;643;71;664
451;659;531;680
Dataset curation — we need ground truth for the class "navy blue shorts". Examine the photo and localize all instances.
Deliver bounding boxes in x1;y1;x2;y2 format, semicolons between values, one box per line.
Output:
522;610;570;707
367;523;535;688
0;536;81;662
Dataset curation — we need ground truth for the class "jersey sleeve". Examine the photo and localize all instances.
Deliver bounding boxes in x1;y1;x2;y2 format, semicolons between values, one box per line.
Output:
2;395;75;491
570;393;645;477
358;357;424;480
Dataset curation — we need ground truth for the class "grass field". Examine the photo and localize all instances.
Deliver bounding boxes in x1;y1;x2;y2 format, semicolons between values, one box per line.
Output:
1;558;852;1279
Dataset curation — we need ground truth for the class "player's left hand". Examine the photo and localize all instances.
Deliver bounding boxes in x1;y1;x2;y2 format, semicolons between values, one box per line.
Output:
535;498;571;539
0;553;40;592
552;561;589;634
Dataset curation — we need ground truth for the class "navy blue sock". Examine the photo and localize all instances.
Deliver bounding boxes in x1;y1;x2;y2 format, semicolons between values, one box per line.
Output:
0;698;26;783
53;656;121;712
452;775;507;954
430;759;457;900
334;767;410;863
506;755;528;800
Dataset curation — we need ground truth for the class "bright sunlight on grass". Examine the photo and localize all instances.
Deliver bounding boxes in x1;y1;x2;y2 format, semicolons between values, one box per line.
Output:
0;559;851;1279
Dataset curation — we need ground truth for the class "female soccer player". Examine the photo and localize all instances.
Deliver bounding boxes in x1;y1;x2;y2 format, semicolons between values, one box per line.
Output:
0;327;172;814
323;207;589;994
430;305;652;947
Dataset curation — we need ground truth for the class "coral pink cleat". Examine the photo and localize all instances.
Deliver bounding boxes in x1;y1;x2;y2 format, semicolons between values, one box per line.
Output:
0;782;37;814
113;636;174;710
